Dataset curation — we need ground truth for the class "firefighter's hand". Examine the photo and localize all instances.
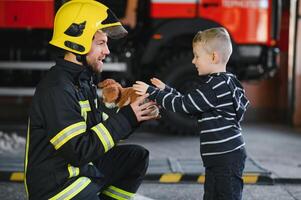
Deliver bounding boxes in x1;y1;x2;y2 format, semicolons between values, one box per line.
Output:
130;94;157;122
133;81;149;95
150;77;165;90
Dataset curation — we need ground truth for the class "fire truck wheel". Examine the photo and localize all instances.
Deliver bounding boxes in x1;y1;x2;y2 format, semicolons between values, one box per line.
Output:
158;53;199;135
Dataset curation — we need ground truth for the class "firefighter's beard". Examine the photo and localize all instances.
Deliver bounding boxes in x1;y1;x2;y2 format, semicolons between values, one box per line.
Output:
86;58;103;74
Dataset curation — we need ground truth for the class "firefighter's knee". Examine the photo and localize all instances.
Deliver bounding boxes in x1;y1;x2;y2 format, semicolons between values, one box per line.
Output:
127;144;149;168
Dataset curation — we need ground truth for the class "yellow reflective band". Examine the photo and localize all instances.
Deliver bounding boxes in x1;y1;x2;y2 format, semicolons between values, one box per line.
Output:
102;191;128;200
82;112;87;121
50;121;86;150
91;123;114;152
102;185;134;200
49;177;91;200
24;119;30;197
79;100;91;111
68;164;80;178
79;100;91;121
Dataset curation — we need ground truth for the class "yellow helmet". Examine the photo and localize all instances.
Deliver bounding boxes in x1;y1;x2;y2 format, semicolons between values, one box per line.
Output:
49;0;127;55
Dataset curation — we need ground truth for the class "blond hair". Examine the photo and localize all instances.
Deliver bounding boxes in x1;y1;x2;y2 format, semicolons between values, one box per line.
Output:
193;27;232;63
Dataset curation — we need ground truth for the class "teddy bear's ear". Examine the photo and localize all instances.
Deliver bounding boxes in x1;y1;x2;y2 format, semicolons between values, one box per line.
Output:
117;87;139;107
102;85;120;103
98;79;117;89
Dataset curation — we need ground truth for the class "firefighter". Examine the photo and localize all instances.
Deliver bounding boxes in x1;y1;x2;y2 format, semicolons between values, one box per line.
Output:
24;0;157;199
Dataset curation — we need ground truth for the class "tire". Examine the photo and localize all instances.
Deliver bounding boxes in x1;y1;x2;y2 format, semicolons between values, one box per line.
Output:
158;53;199;135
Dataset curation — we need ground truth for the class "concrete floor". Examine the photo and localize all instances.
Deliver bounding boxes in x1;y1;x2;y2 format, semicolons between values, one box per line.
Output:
0;182;300;200
0;123;301;199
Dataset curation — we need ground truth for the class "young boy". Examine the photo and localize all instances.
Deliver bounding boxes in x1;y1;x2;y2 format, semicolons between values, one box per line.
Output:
133;27;249;200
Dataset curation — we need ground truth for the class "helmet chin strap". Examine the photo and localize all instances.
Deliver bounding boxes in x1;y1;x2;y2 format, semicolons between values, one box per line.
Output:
76;54;89;68
76;53;97;77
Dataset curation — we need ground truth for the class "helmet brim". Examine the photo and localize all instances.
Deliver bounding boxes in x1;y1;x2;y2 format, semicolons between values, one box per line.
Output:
102;25;128;39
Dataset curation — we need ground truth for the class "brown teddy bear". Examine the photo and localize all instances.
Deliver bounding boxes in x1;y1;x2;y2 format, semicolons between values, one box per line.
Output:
98;79;160;118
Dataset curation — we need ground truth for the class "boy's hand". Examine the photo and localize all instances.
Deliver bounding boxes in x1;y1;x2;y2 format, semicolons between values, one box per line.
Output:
133;81;149;95
150;78;165;90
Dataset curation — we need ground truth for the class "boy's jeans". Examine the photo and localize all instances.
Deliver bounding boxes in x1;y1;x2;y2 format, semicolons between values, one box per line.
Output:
203;154;246;200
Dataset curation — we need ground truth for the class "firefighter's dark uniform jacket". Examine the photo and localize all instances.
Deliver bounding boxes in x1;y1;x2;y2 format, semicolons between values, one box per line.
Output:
24;59;139;199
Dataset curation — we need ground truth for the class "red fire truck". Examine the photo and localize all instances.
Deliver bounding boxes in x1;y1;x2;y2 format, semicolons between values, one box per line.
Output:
0;0;282;134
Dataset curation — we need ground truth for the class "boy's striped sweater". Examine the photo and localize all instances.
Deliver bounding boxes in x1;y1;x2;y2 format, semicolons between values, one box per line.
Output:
147;72;249;166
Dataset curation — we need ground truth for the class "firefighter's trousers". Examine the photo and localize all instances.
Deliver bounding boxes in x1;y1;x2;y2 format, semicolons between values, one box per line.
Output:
72;144;149;200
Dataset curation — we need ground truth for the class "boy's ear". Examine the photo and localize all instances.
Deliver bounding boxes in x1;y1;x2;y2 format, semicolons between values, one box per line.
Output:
212;51;220;64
